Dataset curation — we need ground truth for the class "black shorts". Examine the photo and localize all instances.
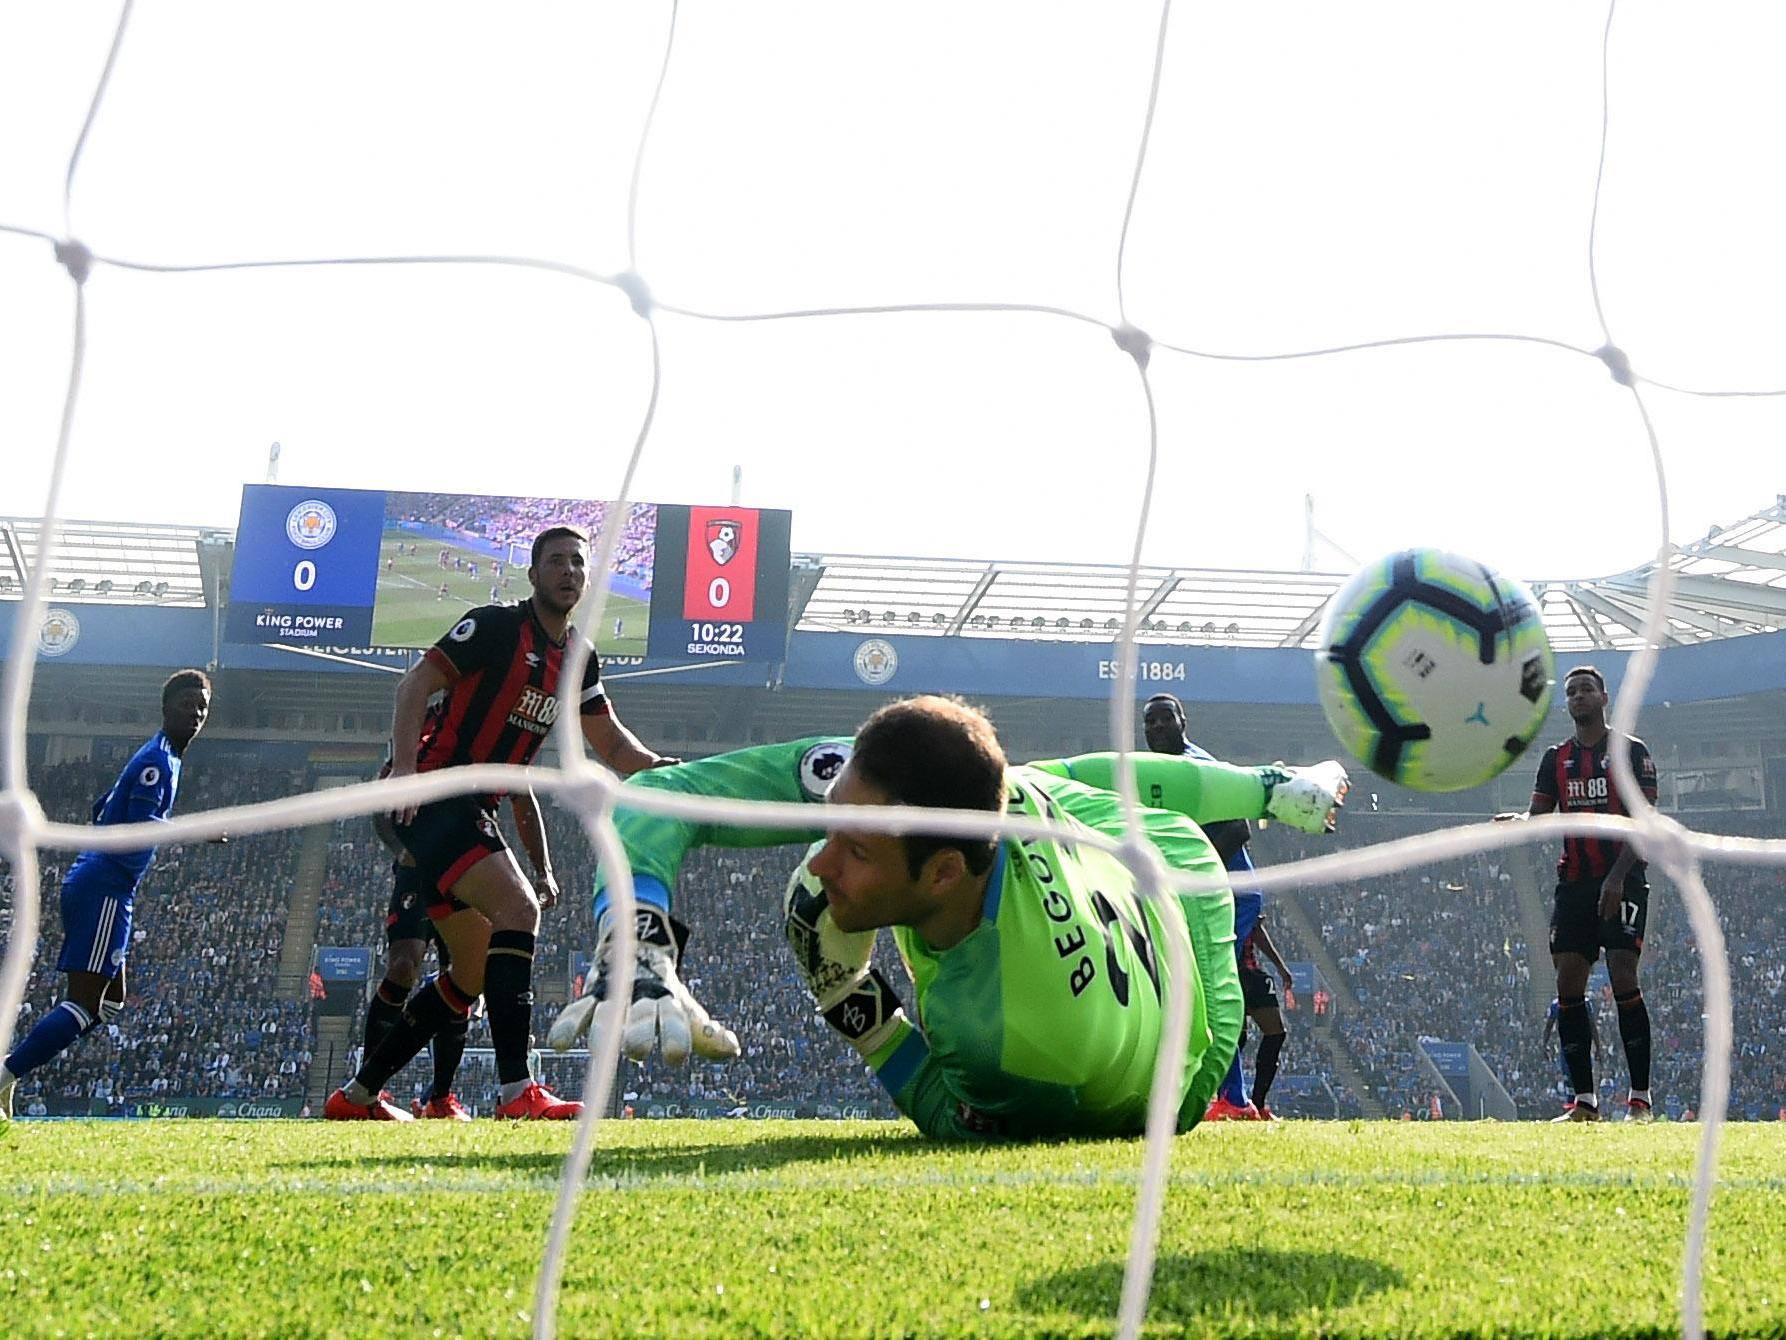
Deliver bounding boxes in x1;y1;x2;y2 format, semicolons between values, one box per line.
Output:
1549;873;1648;961
393;795;506;921
383;860;449;963
1240;965;1281;1012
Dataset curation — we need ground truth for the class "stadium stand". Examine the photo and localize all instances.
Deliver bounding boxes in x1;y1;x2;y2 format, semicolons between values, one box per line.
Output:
2;502;1783;1120
1254;813;1786;1120
6;747;1780;1121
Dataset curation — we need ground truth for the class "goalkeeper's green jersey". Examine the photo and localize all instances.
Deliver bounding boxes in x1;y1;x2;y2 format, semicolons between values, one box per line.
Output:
599;741;1258;1140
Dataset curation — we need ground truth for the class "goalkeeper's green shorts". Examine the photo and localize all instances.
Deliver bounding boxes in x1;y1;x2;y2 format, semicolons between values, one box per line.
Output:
1177;889;1245;1130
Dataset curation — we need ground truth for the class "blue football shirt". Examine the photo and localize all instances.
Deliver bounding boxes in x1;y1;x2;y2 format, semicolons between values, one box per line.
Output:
62;731;184;894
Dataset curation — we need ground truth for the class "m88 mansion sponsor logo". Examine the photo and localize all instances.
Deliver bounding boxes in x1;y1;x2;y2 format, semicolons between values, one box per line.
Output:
507;683;561;734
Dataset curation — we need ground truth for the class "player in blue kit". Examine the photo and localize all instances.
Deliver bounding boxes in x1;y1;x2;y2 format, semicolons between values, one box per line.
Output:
1143;693;1278;1121
0;670;212;1119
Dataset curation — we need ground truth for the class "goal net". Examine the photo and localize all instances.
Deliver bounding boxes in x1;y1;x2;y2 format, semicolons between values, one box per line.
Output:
2;4;1783;1339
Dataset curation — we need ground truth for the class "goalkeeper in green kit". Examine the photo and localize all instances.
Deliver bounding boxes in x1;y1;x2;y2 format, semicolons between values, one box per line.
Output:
552;696;1347;1140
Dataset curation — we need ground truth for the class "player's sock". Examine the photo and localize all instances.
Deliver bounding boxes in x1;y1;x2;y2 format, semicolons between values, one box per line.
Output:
352;974;473;1095
429;1011;471;1103
4;1001;97;1079
1556;996;1595;1101
484;929;537;1089
1252;1031;1285;1107
1217;1024;1250;1108
362;978;410;1057
1614;988;1652;1094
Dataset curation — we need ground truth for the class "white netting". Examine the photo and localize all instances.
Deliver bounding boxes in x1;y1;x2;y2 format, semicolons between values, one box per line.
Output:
3;3;1784;1339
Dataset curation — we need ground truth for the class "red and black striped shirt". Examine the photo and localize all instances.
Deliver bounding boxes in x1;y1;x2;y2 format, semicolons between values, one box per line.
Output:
415;600;609;780
1239;935;1260;972
1531;733;1658;881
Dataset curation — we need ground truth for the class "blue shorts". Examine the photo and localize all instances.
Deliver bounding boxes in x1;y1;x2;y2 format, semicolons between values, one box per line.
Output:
55;880;134;977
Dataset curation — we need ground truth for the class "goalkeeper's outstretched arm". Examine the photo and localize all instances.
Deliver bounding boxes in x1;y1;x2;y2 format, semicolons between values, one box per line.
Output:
555;738;849;1057
595;736;848;916
1026;751;1348;835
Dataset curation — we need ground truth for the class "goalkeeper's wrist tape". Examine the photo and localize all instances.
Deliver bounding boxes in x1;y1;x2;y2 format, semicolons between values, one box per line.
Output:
1256;765;1289;813
595;904;689;955
593;873;673;923
820;966;907;1057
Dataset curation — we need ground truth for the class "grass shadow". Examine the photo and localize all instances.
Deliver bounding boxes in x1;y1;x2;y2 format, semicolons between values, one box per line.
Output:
1018;1248;1402;1324
274;1130;938;1180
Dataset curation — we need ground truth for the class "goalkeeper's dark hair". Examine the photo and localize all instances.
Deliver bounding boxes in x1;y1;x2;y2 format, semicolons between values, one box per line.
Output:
530;524;589;568
161;668;211;706
851;695;1006;879
1563;664;1606;692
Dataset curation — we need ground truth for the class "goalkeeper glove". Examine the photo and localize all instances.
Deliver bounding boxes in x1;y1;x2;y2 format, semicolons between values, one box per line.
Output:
1261;760;1350;834
547;907;740;1063
784;859;909;1057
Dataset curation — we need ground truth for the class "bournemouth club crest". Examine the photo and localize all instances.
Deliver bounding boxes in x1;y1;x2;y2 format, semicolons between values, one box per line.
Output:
706;519;742;566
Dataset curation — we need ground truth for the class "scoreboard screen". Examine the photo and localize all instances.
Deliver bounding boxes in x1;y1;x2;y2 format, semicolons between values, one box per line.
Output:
225;485;792;662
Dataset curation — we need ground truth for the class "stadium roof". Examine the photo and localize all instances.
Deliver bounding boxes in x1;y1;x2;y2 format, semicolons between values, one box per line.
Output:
4;497;1784;653
0;517;227;608
792;496;1786;652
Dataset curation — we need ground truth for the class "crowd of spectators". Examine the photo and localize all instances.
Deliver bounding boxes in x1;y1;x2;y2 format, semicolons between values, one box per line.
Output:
1640;813;1786;1120
5;749;1782;1123
1253;808;1786;1121
387;491;656;587
2;759;314;1112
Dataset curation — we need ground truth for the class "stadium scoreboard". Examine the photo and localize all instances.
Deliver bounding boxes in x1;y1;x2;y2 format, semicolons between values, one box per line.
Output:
225;484;793;662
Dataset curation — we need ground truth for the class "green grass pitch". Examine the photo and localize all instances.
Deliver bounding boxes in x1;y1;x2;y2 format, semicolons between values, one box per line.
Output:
3;1119;1783;1338
370;531;650;655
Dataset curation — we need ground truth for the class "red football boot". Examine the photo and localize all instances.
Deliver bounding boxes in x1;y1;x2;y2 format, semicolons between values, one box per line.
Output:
1203;1095;1263;1122
494;1082;583;1121
324;1088;414;1121
421;1093;473;1121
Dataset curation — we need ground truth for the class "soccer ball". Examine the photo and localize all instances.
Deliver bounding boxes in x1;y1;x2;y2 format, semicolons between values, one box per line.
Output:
1314;549;1554;792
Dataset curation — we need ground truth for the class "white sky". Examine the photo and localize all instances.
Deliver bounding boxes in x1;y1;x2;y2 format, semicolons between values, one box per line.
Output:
2;1;1783;582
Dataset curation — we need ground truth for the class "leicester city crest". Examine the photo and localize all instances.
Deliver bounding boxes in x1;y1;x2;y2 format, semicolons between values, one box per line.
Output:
705;518;742;566
852;638;898;687
286;499;338;550
37;607;81;658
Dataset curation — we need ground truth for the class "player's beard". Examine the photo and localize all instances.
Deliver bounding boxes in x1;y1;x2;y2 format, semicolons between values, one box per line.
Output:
536;585;581;619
